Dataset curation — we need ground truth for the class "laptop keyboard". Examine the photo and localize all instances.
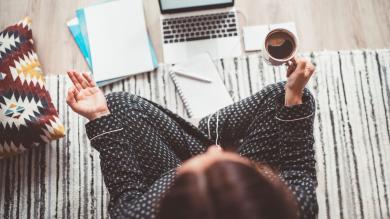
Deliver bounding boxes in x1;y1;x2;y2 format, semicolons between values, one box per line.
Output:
162;12;239;44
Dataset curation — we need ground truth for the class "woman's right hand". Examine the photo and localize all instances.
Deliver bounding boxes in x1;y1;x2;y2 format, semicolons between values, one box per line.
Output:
66;71;110;121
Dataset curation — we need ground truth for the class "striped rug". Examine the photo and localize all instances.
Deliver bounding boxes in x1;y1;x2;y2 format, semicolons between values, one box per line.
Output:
0;50;389;219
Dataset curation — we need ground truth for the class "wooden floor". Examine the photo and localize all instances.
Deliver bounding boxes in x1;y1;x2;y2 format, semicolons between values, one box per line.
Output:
0;0;390;75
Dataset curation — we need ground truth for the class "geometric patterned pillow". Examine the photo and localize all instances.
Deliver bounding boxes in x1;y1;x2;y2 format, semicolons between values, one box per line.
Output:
0;17;65;159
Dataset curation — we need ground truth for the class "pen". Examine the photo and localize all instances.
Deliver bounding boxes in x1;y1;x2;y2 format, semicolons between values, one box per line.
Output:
172;70;212;83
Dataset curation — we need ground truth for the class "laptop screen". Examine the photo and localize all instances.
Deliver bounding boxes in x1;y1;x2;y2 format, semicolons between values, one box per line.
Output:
159;0;234;14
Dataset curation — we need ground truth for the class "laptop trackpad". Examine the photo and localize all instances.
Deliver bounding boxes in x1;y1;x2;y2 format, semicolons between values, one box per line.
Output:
186;40;218;58
163;38;242;64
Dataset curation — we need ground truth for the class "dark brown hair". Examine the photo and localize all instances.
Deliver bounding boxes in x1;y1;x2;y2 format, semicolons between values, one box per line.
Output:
157;161;299;219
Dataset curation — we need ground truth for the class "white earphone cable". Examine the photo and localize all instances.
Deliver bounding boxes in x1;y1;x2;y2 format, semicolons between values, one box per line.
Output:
207;114;212;139
207;110;220;146
215;110;219;145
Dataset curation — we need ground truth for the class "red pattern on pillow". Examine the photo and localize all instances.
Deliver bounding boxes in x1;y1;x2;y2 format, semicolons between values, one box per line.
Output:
0;17;65;158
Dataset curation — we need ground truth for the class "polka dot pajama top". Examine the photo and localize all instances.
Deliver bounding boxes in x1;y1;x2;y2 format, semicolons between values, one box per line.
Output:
85;82;318;219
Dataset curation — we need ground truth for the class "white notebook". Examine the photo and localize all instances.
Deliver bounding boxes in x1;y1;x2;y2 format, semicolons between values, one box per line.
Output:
170;54;233;118
83;0;155;82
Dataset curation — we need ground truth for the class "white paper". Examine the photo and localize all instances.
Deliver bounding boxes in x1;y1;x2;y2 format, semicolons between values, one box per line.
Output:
243;25;269;52
84;0;154;82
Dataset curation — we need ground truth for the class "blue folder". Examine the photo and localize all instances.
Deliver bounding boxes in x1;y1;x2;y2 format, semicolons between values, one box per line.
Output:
67;17;92;69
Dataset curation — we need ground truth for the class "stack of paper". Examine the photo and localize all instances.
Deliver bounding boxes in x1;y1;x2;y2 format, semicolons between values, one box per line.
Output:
67;0;158;86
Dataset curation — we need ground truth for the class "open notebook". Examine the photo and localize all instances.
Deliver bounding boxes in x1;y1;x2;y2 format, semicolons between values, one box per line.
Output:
170;54;233;118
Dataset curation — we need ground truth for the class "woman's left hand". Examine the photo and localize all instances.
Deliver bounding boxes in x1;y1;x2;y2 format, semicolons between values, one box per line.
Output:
284;58;315;106
66;71;110;121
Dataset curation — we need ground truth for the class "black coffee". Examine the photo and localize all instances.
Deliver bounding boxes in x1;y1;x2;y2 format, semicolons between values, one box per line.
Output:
266;32;295;60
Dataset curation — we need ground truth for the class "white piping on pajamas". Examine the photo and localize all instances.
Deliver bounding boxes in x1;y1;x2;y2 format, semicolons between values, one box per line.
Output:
90;128;124;141
275;112;315;122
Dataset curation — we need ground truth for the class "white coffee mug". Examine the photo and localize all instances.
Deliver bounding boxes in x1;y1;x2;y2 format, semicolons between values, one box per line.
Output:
262;28;299;66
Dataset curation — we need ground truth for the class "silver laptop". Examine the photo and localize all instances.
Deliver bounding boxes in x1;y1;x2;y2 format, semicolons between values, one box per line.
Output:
159;0;242;64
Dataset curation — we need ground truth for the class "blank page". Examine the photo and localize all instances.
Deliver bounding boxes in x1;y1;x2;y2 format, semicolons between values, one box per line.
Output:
84;0;154;82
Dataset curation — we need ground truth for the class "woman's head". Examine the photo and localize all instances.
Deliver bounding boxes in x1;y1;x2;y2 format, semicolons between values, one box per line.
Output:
157;146;299;219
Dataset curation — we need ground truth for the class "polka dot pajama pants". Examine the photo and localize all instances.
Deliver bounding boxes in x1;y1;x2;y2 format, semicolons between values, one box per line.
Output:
86;81;318;219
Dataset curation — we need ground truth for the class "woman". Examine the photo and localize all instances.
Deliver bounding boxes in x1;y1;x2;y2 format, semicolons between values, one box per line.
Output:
66;58;317;219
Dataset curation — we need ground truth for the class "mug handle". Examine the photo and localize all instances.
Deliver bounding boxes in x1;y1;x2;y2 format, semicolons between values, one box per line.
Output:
286;56;298;77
